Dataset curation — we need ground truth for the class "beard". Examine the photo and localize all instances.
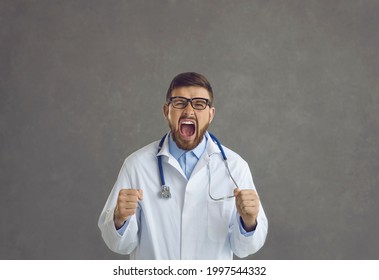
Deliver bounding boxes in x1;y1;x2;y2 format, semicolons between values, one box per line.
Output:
170;121;209;151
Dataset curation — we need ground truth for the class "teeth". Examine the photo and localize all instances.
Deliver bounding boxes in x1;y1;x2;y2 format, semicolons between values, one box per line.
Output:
182;121;194;125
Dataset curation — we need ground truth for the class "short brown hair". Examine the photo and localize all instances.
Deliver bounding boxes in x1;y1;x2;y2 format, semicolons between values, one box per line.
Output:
166;72;214;106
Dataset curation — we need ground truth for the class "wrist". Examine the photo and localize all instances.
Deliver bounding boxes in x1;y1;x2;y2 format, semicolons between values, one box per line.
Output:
114;216;127;230
241;217;257;232
114;207;127;229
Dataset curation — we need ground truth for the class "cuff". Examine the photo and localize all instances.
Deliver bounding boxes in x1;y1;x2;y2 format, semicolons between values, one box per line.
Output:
238;216;256;237
116;218;131;236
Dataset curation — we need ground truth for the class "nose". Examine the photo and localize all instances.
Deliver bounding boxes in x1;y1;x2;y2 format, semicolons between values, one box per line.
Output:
182;101;195;115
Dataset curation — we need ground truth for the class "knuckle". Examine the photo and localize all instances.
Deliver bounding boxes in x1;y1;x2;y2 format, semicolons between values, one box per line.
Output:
119;189;128;195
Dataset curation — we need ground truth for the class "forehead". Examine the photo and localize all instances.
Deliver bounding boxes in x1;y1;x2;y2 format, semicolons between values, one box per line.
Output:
171;86;210;99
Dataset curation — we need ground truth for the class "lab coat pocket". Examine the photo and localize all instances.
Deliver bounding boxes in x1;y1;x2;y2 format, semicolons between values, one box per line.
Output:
207;199;234;242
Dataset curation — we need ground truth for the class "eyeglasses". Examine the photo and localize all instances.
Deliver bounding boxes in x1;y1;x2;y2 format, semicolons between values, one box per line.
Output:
168;96;211;110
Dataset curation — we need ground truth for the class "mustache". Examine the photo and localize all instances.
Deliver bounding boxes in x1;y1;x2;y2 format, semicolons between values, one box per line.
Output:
179;114;197;123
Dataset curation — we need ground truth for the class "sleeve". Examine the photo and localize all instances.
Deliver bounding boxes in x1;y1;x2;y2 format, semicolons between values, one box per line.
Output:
229;159;268;258
97;160;140;255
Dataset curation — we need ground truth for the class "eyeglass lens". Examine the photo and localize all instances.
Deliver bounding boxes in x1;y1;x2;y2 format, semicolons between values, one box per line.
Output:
170;97;208;110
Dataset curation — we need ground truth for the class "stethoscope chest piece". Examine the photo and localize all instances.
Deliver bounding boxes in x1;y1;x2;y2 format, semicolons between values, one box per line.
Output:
160;185;171;198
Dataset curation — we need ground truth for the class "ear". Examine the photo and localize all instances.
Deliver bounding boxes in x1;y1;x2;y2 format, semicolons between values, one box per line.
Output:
209;106;215;124
163;104;169;119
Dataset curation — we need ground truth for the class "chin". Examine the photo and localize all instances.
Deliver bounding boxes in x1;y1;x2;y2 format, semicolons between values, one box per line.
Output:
173;128;208;151
174;136;198;151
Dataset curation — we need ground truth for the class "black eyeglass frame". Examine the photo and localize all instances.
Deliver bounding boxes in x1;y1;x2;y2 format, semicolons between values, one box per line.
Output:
168;96;211;110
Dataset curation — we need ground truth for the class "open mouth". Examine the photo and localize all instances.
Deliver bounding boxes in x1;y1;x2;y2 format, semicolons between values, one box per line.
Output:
179;119;196;138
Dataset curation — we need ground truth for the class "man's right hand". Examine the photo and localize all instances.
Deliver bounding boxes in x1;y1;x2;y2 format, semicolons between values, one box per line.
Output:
114;189;143;229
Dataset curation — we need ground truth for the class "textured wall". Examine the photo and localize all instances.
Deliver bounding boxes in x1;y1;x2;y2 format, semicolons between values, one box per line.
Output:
1;0;378;259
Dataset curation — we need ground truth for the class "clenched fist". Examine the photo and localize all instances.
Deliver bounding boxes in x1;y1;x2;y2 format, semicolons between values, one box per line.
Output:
114;189;143;229
234;188;260;232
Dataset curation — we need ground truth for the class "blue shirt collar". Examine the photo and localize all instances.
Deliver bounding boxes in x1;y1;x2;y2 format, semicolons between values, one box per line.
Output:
168;133;208;161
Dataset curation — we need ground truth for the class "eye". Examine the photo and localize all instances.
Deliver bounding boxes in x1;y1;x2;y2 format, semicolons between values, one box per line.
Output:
172;98;188;108
192;99;207;109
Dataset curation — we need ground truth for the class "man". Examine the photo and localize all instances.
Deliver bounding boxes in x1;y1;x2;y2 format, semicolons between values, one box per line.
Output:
98;72;268;259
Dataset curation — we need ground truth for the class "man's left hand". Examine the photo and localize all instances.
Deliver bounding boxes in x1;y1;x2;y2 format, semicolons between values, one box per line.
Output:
234;188;260;232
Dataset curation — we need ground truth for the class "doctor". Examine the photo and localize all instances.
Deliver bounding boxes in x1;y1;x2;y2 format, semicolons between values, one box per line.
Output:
98;72;268;259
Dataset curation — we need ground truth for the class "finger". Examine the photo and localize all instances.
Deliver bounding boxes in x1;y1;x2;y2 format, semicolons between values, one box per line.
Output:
238;189;258;196
237;201;260;215
118;208;138;219
238;191;259;201
238;200;257;208
118;189;143;202
119;189;141;196
116;201;139;218
234;188;240;197
118;201;139;209
118;194;139;204
239;202;259;213
234;188;257;198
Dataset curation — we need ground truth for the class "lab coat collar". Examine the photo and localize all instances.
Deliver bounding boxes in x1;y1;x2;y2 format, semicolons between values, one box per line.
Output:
205;131;222;157
156;132;171;158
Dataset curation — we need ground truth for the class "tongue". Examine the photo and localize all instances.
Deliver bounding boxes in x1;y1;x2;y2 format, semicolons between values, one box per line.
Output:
181;124;195;137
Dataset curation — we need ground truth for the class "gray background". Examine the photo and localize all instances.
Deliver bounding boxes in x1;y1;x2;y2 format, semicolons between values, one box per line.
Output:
1;0;378;260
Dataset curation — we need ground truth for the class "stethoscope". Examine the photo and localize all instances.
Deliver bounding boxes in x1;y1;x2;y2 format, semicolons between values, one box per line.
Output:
157;132;239;201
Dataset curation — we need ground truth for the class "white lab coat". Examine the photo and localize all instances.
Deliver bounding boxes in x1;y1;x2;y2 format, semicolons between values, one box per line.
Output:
98;132;268;259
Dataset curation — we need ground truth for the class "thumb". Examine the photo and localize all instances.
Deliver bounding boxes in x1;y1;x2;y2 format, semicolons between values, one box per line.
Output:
234;187;240;198
137;189;143;200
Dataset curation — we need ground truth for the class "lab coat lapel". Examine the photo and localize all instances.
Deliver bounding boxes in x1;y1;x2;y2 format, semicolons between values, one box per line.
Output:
190;132;221;178
157;132;187;179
